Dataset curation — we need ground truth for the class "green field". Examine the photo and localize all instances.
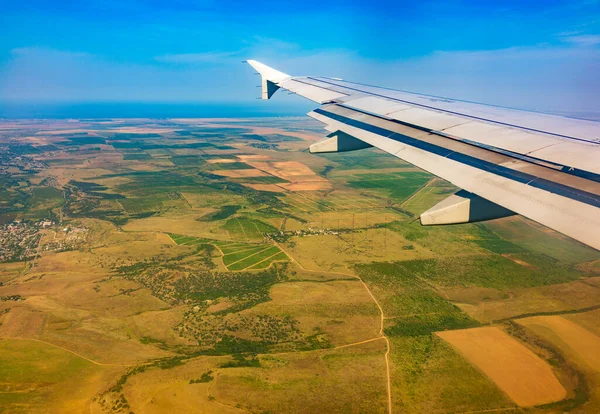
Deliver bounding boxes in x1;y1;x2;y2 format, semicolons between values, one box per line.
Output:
222;216;278;240
345;171;432;203
123;153;152;161
216;240;288;271
119;197;163;213
210;161;254;170
168;235;288;271
169;155;205;166
227;245;282;271
197;205;240;221
354;262;479;336
236;175;289;184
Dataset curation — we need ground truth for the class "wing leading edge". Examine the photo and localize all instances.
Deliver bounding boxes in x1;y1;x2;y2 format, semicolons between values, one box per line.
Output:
246;60;600;251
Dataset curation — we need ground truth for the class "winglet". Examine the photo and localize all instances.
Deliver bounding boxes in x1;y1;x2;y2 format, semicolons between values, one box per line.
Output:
246;60;291;99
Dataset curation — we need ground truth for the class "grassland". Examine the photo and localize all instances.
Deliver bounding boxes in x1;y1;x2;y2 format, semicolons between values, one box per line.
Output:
0;117;598;413
0;339;113;413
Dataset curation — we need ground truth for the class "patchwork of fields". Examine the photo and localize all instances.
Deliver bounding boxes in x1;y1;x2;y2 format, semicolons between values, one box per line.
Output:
0;117;599;413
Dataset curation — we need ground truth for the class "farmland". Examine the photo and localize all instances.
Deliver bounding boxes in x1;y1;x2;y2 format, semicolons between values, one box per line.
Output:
0;117;598;413
437;326;567;407
168;234;289;271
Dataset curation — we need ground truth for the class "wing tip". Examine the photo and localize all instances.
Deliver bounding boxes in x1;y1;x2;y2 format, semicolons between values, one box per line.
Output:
245;59;291;83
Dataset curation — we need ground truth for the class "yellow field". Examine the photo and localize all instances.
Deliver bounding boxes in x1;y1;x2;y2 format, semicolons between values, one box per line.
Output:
251;280;381;346
282;229;435;273
565;308;600;337
437;326;567;407
518;315;600;373
122;212;229;239
0;338;121;413
0;262;25;283
246;160;332;191
212;340;388;413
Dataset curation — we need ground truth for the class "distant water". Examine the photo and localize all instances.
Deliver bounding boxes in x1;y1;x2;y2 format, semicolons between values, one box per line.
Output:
0;102;314;119
3;101;598;122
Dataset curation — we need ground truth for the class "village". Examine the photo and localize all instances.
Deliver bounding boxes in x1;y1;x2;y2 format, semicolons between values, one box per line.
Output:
0;219;88;262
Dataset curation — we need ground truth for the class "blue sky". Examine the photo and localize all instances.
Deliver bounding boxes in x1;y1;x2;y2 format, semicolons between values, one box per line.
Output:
1;0;599;115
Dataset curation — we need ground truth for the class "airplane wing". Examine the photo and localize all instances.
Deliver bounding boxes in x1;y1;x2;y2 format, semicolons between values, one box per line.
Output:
245;60;600;251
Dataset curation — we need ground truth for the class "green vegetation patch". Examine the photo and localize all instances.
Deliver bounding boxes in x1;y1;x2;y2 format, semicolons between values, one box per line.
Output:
386;313;477;337
218;243;261;254
320;148;411;170
123;153;152;161
170;155;206;166
119;197;163;214
222;245;269;266
63;180;131;224
247;251;289;270
389;335;513;412
64;136;106;145
396;255;580;290
354;262;479;337
236;176;289;184
346;171;431;203
210;162;254;170
30;186;63;205
101;170;202;197
168;234;206;245
178;268;281;303
197;205;241;221
7;144;42;155
227;246;281;271
222;217;278;241
484;219;600;264
472;238;525;254
110;133;162;139
190;370;214;383
167;235;287;271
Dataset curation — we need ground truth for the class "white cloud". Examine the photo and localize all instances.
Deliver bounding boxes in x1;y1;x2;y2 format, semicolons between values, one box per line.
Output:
264;45;600;117
561;34;600;46
154;36;301;65
155;51;238;64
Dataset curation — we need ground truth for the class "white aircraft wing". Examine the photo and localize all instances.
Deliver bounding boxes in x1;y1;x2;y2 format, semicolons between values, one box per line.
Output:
246;60;600;251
